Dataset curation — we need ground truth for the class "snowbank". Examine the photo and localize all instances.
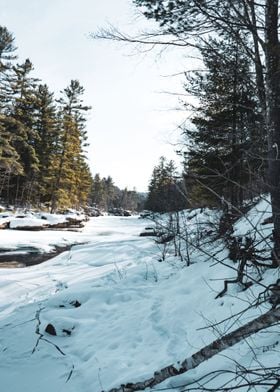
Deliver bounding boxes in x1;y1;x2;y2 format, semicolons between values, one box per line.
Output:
0;205;278;392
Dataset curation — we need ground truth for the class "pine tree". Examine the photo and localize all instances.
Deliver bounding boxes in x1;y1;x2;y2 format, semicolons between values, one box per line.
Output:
0;26;17;110
184;36;264;208
50;80;91;211
32;84;59;205
75;160;92;207
91;173;103;205
8;59;40;205
0;26;23;202
0;29;94;211
146;156;186;213
103;176;116;210
0;116;23;201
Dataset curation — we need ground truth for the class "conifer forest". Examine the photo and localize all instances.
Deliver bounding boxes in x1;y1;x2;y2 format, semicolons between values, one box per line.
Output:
0;26;144;213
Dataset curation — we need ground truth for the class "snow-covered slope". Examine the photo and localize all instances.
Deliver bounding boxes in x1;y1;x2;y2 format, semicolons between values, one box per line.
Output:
0;208;279;392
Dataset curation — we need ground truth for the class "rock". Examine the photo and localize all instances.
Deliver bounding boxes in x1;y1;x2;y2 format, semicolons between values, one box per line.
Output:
62;329;72;336
70;300;81;308
140;231;157;237
45;323;57;336
47;219;84;229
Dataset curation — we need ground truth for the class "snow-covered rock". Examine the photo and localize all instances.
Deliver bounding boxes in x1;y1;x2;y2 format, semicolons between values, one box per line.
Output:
9;217;49;230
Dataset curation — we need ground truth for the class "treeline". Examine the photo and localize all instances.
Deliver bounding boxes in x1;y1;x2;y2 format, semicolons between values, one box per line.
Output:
0;26;145;214
91;174;146;212
145;156;186;213
0;26;92;211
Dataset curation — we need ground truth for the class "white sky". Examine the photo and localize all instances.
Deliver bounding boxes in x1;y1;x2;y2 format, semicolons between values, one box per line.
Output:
1;0;188;192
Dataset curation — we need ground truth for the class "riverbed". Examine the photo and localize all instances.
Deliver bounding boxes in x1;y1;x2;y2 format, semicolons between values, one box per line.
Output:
0;216;148;267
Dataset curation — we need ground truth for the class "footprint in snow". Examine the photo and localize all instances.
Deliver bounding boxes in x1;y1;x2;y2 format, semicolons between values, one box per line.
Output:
166;324;187;357
149;299;169;339
53;280;68;292
150;300;162;324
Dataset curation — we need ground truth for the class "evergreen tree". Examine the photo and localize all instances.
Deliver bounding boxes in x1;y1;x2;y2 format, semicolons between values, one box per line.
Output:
120;188;142;211
8;59;39;205
32;84;59;205
91;175;145;213
0;29;94;211
184;36;264;208
0;26;17;110
145;156;186;213
0;116;23;201
75;160;92;207
103;176;116;210
91;173;105;207
0;26;22;202
50;80;91;211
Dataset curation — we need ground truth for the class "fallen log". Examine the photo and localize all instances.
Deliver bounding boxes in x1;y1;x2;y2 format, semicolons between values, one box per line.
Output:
106;306;280;392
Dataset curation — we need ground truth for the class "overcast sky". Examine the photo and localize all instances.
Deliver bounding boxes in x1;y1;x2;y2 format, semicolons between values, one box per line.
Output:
2;0;188;192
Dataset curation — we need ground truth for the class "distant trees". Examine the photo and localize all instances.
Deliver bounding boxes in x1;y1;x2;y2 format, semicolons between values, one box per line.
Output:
91;174;115;210
145;156;187;213
0;26;93;211
90;174;145;212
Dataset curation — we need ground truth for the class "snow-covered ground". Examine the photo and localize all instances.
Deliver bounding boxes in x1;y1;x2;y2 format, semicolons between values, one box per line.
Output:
0;210;86;231
0;209;279;392
0;215;142;253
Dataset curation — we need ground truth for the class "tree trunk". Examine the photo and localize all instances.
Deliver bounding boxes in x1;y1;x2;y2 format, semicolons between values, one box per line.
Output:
248;1;266;117
106;306;280;392
265;0;280;266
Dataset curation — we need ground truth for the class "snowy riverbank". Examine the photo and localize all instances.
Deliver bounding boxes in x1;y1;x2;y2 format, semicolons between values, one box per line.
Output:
0;212;279;392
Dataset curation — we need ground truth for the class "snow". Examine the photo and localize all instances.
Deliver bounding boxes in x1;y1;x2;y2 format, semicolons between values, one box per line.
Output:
0;207;279;391
9;217;48;229
0;210;85;231
234;196;272;236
